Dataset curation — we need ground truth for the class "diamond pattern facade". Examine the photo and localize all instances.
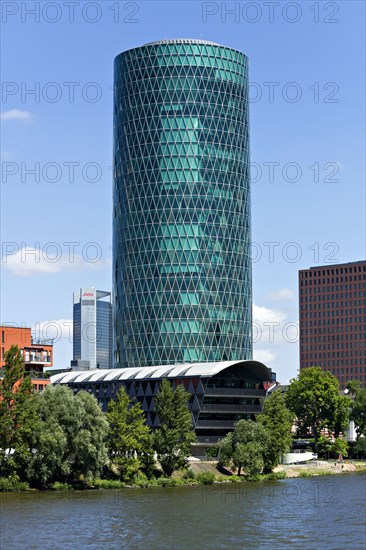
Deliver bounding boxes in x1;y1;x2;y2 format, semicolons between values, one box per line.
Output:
113;40;252;369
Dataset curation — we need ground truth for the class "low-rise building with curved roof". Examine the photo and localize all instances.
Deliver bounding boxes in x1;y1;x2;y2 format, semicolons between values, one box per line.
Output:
51;360;276;450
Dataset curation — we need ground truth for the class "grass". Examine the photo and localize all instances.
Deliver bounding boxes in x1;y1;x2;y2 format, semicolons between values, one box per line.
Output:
262;471;287;481
92;479;127;489
298;470;312;478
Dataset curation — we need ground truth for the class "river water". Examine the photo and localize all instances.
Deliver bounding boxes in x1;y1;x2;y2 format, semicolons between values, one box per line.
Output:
1;473;365;549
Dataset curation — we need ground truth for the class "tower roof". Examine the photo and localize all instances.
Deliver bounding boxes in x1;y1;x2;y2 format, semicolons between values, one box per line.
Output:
144;39;220;46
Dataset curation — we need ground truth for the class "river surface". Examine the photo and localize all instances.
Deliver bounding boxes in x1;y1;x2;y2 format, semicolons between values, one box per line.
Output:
1;473;365;549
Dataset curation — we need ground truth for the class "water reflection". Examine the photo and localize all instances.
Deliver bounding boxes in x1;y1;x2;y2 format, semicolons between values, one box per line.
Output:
1;474;365;549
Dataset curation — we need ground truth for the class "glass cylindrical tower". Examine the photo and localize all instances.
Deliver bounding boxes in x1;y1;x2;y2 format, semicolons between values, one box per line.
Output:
113;39;252;368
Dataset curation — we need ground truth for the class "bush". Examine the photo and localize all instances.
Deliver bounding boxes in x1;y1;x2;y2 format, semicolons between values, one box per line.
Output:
183;468;196;480
205;445;219;459
172;477;187;486
246;473;261;482
133;474;151;488
0;476;29;492
156;477;179;487
215;474;228;482
263;471;287;481
228;475;242;483
196;472;215;485
51;482;72;491
93;479;126;489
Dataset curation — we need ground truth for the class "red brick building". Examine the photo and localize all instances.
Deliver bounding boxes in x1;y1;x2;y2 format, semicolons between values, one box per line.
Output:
0;326;53;391
299;261;366;389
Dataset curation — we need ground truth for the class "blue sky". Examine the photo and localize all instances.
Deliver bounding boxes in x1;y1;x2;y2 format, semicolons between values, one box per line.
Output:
1;0;365;382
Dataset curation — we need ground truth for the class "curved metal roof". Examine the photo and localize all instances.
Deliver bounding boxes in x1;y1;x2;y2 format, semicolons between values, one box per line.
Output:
145;39;220;46
51;360;272;385
115;39;247;60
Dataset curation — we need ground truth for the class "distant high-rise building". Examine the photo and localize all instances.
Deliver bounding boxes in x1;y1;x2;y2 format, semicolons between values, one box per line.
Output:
73;288;112;370
113;39;252;369
299;261;366;389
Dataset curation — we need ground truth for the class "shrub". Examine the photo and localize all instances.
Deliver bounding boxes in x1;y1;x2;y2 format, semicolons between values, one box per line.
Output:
264;471;287;481
0;476;29;492
228;475;242;483
172;477;187;486
183;468;196;480
196;472;215;485
133;474;150;488
93;479;126;489
51;482;72;491
156;477;178;487
215;474;228;482
205;445;219;459
247;473;261;482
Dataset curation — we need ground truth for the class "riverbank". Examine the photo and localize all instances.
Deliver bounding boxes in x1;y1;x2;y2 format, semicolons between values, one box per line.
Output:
1;460;365;493
188;459;366;479
274;459;366;478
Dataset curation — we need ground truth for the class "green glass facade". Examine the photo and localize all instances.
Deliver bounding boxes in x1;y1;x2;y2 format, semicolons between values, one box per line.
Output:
113;39;252;369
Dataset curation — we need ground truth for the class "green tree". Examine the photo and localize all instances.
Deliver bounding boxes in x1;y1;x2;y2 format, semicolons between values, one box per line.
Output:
354;437;366;458
107;387;154;482
332;437;348;461
219;419;270;476
27;385;109;487
26;417;67;488
346;379;362;396
317;435;334;459
0;346;37;479
285;367;350;450
334;394;352;437
153;379;196;476
257;390;294;472
218;432;234;467
233;442;264;477
347;381;366;438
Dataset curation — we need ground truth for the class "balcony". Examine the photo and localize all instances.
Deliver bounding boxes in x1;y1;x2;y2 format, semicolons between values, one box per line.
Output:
30;373;49;381
31;338;54;346
195;435;225;444
25;355;51;365
205;387;266;397
195;420;238;429
200;404;261;414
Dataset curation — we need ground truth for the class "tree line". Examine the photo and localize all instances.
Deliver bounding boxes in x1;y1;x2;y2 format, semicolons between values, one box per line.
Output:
218;366;366;477
1;346;365;489
0;346;196;489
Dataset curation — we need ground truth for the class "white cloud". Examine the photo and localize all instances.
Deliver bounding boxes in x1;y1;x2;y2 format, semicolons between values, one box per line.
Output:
1;109;34;121
269;288;296;301
253;303;286;325
253;302;299;347
3;248;60;276
253;349;277;366
252;302;300;383
32;319;73;343
2;246;107;276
